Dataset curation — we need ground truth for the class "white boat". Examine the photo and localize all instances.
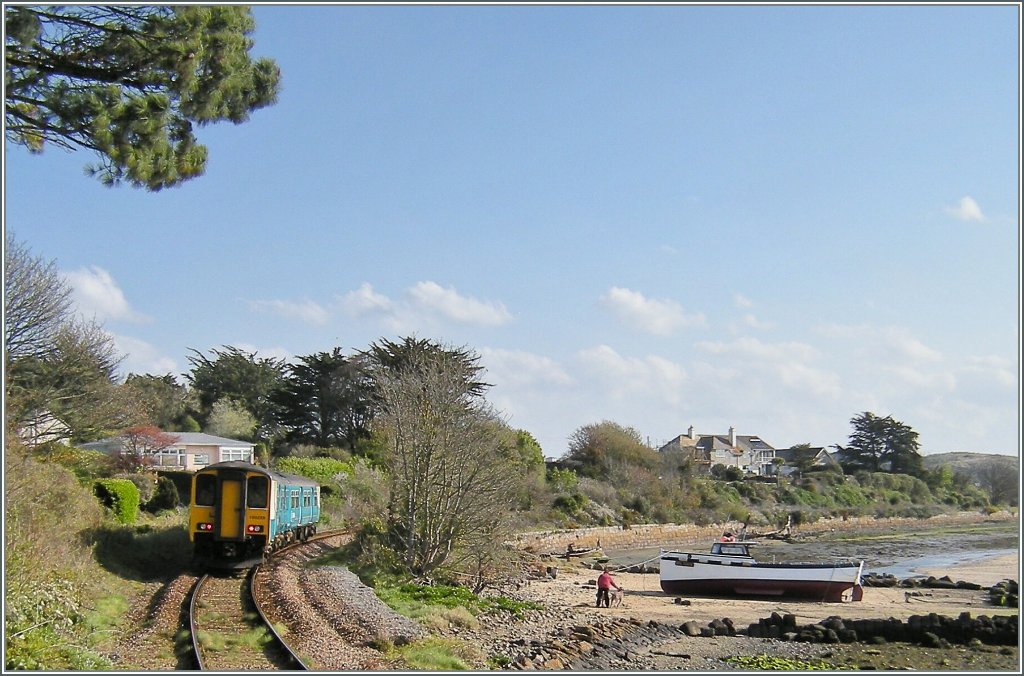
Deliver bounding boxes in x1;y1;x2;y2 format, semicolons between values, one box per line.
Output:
660;541;864;602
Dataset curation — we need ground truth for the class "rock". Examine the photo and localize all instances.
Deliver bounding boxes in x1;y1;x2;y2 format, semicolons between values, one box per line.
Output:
681;621;702;637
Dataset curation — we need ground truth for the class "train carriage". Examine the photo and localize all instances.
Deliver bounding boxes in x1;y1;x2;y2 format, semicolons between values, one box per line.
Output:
189;461;320;570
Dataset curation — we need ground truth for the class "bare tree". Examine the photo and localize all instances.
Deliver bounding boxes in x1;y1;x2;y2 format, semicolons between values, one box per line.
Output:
976;461;1019;506
4;235;138;442
373;345;520;578
4;234;73;362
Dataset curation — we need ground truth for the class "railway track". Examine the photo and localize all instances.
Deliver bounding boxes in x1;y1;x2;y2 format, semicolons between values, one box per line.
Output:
188;569;306;670
186;530;347;669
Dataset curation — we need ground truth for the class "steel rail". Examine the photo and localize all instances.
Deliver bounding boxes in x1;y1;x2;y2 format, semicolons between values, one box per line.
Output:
187;574;209;670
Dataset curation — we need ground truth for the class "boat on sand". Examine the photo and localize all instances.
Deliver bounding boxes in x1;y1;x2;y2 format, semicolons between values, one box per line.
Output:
660;541;864;602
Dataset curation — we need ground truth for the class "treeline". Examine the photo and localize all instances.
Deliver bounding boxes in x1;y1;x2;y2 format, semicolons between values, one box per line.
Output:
3;235;1016;670
541;419;1004;533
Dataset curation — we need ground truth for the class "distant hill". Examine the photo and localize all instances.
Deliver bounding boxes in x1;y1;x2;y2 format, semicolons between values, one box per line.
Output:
923;452;1019;484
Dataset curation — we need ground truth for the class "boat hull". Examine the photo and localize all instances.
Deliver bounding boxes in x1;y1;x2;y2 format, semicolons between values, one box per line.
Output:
660;553;864;602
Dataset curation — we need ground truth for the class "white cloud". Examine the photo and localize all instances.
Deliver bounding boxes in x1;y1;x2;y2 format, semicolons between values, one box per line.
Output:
601;286;706;336
336;281;513;331
339;282;394;316
480;348;573;387
816;323;942;363
408;281;513;327
113;335;178;377
63;266;150;323
881;364;956;391
961;355;1017;388
742;313;775;330
733;293;753;309
249;299;329;326
577;344;689;406
696;336;841;399
945;196;986;222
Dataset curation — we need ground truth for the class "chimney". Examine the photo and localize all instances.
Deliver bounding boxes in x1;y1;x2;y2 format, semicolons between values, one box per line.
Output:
728;426;735;446
688;425;695;440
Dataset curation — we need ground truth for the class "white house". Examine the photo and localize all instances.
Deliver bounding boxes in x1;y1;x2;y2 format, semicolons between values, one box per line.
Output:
79;432;254;470
658;425;778;476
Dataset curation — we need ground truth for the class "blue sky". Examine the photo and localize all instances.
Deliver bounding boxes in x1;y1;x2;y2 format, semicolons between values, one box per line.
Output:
4;3;1020;458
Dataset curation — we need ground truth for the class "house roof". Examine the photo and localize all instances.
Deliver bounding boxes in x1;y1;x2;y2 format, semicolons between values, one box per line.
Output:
169;432;254;448
79;432;254;451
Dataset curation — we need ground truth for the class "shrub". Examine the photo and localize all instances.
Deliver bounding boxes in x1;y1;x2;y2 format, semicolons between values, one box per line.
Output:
144;476;180;513
553;492;587;517
274;456;352;489
114;472;157;504
93;479;139;524
546;467;578;492
37;444;111;484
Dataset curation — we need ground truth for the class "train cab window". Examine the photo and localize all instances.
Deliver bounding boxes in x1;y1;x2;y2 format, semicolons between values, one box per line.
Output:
247;476;269;508
195;475;216;506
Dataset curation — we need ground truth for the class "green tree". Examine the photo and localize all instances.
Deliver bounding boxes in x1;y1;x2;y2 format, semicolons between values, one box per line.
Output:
122;373;194;430
183;345;285;440
363;336;490;399
371;342;518;577
787;443;821;474
837;412;923;476
511;429;545;473
5;5;279;190
562;420;658;480
273;348;375;450
204;398;256;441
882;418;923;476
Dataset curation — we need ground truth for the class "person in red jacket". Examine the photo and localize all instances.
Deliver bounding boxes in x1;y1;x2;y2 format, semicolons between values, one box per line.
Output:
596;567;621;608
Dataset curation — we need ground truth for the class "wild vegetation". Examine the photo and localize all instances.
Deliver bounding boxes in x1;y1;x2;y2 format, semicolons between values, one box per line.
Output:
4;233;1018;669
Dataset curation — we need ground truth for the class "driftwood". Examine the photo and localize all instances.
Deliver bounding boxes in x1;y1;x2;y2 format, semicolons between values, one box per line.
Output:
742;515;793;541
556;546;602;559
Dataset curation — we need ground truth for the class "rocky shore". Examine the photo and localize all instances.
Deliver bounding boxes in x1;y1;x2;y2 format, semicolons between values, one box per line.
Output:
108;515;1019;671
310;547;1017;671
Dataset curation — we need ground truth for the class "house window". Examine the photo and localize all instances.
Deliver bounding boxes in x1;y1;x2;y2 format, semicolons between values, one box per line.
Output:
220;448;252;462
153;448;185;467
193;454;210;467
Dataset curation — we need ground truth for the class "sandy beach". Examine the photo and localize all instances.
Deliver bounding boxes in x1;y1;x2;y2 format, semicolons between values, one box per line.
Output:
517;550;1019;631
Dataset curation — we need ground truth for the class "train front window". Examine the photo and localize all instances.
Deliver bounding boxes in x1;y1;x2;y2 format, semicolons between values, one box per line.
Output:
195;475;216;506
247;476;269;508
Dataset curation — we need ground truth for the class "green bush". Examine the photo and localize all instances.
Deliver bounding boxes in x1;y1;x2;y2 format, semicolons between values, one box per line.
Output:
553;492;587;516
38;444;111;484
93;479;140;525
274;456;352;488
114;473;157;504
546;467;578;492
144;476;180;513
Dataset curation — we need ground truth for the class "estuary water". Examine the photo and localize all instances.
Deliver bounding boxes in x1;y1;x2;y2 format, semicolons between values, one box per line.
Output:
605;520;1020;578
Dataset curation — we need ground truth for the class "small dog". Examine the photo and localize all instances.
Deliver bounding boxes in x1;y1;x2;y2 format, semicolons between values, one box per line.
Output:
609;587;623;608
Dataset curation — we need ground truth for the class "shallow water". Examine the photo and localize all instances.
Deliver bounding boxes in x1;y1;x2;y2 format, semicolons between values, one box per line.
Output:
606;521;1020;576
869;546;1018;579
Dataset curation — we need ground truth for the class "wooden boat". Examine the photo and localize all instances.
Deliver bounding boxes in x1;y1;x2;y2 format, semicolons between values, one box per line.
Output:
660;541;864;602
556;546;601;559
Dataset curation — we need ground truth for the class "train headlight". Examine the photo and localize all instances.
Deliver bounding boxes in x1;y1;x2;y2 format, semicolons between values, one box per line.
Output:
197;523;213;531
246;525;263;533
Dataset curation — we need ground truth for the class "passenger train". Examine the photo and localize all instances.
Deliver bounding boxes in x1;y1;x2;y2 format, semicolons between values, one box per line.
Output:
189;461;321;570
